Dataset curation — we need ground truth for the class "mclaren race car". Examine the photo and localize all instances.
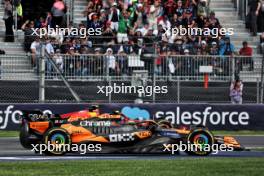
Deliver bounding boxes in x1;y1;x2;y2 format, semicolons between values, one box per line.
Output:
19;106;244;156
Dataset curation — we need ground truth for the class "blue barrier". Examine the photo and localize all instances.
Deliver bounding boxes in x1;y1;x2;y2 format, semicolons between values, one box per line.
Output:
0;103;263;130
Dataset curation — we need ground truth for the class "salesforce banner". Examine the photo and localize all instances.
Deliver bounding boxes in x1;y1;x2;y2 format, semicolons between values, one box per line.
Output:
0;104;263;130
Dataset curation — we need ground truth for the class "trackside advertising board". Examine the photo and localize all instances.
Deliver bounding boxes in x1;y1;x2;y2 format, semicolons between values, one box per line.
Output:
0;104;263;130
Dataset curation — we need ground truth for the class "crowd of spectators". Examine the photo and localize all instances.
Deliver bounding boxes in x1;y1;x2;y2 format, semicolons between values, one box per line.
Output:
22;0;233;56
4;0;260;77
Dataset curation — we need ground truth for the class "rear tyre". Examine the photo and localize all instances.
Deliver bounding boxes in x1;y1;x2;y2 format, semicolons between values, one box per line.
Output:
43;128;71;156
186;129;214;156
19;119;32;149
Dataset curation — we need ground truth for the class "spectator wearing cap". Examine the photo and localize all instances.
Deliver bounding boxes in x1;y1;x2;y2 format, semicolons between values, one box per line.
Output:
134;3;148;29
68;47;76;55
200;40;208;55
239;41;254;71
183;48;194;76
105;48;118;76
184;48;190;55
108;2;120;32
172;36;184;54
209;41;218;55
99;9;107;25
116;48;129;76
94;47;101;54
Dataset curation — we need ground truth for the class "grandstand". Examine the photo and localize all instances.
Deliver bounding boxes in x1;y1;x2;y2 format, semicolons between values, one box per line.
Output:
210;0;262;81
0;0;263;103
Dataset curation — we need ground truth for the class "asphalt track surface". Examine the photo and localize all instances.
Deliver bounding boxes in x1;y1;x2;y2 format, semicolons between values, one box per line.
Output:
0;136;264;161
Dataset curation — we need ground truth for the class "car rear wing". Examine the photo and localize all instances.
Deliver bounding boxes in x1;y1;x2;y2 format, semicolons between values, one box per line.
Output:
20;110;61;122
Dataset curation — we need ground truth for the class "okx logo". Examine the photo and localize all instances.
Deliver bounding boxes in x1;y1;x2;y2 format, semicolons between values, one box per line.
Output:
109;133;134;142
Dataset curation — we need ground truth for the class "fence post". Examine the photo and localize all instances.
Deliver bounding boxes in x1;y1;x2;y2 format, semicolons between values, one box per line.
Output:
257;77;260;103
108;76;112;103
231;57;235;81
260;46;264;104
153;73;156;103
39;43;45;102
177;76;180;103
106;56;109;81
242;0;244;20
245;0;248;17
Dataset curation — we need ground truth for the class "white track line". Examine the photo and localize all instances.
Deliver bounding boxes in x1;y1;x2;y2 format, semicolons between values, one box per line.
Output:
0;156;138;161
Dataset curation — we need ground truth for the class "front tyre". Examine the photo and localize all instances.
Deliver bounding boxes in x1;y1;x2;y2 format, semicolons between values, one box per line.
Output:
186;129;214;156
43;128;71;156
157;120;173;129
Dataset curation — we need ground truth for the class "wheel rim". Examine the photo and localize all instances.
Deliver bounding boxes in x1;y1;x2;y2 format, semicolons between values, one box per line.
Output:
50;133;65;145
193;134;209;149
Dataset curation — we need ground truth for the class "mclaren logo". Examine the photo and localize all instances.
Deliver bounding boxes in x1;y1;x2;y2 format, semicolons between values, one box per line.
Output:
109;133;134;142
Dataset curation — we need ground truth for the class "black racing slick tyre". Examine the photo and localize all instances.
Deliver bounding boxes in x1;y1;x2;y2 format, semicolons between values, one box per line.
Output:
157;120;173;129
43;128;71;156
19;119;33;149
186;129;214;156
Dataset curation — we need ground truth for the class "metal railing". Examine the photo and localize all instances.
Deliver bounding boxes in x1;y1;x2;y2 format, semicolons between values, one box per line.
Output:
235;0;248;20
0;55;38;80
43;54;262;82
0;54;262;82
0;54;263;103
65;0;74;26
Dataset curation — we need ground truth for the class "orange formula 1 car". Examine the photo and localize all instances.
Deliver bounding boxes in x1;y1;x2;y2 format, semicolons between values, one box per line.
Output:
19;106;245;156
